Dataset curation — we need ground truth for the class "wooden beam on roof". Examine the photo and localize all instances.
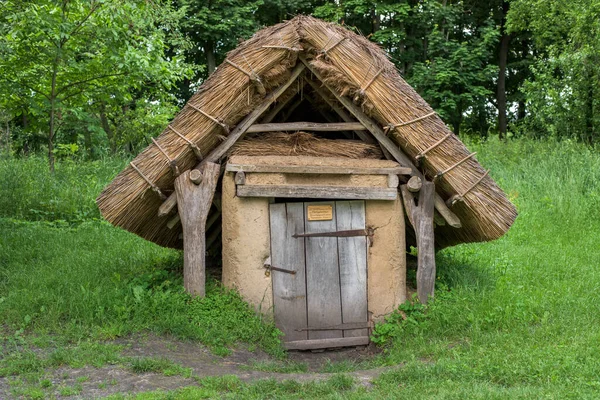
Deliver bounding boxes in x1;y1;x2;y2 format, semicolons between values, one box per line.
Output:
304;78;376;144
237;184;398;201
225;163;411;176
246;122;366;133
158;63;306;218
298;56;461;229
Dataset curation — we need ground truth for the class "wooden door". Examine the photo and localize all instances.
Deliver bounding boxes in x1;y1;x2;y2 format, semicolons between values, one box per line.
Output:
269;201;370;350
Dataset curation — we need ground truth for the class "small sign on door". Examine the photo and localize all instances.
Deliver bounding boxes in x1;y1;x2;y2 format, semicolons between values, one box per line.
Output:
307;205;333;221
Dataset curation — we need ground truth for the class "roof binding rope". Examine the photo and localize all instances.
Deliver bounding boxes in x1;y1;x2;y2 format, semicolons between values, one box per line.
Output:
321;37;346;55
415;132;452;164
261;45;303;51
434;152;477;181
359;68;383;96
225;59;266;96
167;125;203;161
446;169;490;207
187;104;230;135
151;137;180;177
385;111;437;133
129;162;167;200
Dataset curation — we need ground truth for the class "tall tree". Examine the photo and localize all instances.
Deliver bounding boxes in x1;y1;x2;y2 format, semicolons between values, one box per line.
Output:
174;0;263;101
508;0;600;143
0;0;190;170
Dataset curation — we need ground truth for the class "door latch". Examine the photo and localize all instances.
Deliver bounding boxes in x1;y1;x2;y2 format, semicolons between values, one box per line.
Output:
263;256;296;276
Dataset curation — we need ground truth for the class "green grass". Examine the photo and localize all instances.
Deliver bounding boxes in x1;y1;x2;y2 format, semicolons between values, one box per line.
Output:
1;138;600;398
128;357;193;377
0;155;126;223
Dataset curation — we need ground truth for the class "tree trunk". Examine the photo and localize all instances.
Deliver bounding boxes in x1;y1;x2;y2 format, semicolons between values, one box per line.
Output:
48;102;55;173
99;102;115;153
4;120;9;157
584;64;595;145
206;41;216;76
371;8;380;34
497;0;511;140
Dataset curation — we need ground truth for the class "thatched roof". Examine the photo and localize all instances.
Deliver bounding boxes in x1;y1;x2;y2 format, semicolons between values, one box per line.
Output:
97;15;517;249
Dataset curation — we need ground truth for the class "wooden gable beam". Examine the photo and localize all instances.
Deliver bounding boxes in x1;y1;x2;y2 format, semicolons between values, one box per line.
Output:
298;56;461;229
304;78;376;144
246;122;366;133
158;62;306;218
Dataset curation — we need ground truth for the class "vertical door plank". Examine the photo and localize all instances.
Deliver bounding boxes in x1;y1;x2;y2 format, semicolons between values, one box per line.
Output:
304;201;343;340
336;201;369;338
270;203;307;342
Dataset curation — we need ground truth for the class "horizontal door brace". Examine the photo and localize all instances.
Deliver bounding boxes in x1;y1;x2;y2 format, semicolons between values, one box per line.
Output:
295;321;372;331
292;228;373;238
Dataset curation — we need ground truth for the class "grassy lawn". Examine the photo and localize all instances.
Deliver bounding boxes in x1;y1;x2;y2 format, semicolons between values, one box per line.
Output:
1;138;600;398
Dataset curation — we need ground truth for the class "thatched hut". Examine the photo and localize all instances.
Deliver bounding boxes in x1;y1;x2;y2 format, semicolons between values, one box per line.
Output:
97;16;516;350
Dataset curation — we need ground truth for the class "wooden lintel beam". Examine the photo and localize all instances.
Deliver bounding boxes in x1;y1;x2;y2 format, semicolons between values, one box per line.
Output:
237;184;398;201
246;122;366;133
299;56;461;229
158;63;306;218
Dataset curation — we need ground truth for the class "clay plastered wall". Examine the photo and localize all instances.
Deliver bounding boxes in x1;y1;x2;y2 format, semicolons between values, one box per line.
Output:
366;198;406;320
222;157;406;321
221;172;273;313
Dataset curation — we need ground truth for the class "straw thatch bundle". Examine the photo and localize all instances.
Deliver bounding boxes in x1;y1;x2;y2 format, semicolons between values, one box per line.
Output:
97;15;516;249
230;132;383;159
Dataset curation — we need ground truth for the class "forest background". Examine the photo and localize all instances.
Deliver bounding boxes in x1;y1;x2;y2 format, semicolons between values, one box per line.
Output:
1;0;598;171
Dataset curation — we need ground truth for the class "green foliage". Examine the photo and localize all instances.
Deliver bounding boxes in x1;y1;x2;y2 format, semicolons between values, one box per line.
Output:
0;0;192;165
370;299;426;346
508;0;600;143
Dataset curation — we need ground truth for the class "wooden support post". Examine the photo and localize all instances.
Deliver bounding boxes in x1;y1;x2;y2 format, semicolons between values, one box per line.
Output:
299;57;461;229
401;182;436;304
175;162;221;297
158;63;306;218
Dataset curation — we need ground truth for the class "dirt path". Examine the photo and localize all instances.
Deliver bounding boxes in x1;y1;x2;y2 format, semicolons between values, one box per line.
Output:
0;334;397;399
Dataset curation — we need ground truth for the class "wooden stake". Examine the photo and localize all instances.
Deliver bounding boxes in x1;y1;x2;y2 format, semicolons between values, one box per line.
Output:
189;169;203;184
175;162;220;297
401;182;436;304
407;176;422;192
